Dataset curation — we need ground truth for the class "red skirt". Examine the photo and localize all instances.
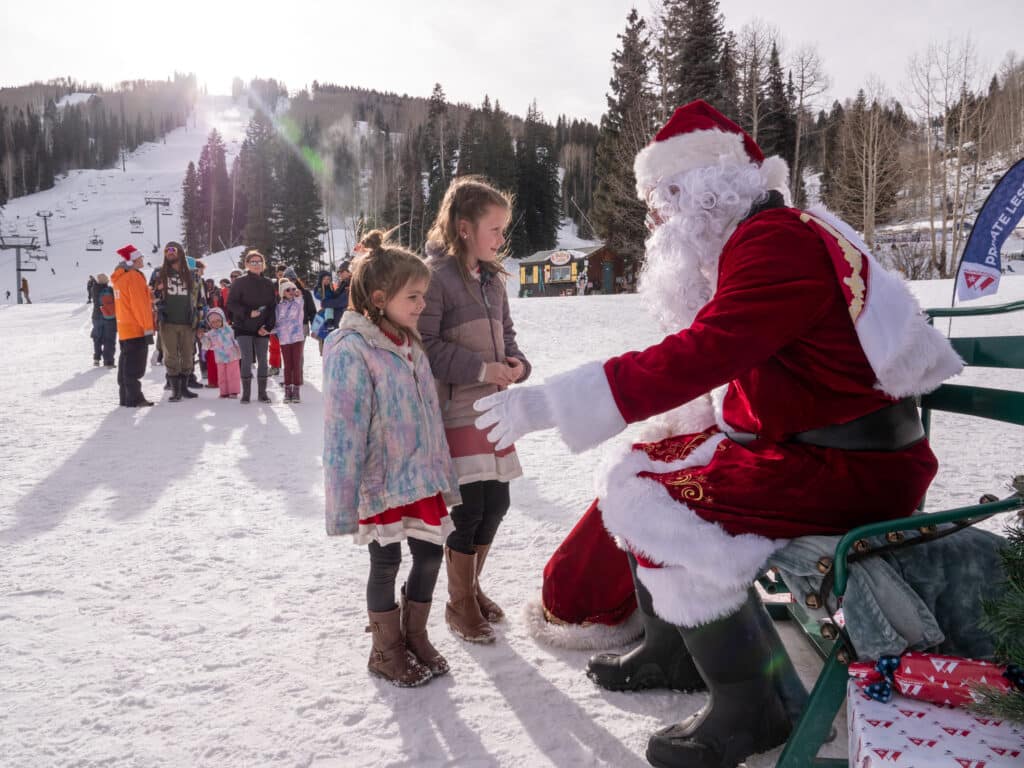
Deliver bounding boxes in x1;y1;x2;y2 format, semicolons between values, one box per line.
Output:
356;492;452;546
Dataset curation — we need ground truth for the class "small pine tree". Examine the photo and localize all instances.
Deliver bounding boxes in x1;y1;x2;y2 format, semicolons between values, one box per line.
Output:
971;514;1024;722
592;8;656;263
181;161;202;257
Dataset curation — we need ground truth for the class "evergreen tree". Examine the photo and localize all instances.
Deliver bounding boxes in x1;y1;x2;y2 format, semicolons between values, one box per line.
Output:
456;109;484;177
510;101;560;258
272;147;326;279
592;9;655;262
717;31;741;122
228;155;247;248
394;131;426;250
972;515;1024;722
666;0;726;107
239;110;278;255
181;161;202;258
196;131;232;254
758;42;796;163
422;84;457;236
485;99;516;192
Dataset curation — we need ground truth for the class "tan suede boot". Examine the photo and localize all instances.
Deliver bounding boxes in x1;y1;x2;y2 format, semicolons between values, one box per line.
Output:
366;607;432;687
474;543;505;623
401;587;449;676
444;547;496;644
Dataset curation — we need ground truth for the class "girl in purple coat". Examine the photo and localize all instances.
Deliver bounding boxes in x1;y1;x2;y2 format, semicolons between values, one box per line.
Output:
274;280;306;403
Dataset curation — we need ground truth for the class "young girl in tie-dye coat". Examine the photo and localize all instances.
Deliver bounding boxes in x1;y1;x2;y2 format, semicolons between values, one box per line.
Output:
323;229;461;688
199;307;241;398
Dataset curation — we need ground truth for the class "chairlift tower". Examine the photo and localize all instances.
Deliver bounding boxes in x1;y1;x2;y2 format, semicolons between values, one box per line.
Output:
0;234;40;305
35;210;53;246
145;195;171;249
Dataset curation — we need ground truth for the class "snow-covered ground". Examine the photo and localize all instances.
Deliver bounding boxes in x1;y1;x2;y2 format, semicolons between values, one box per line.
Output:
2;100;1023;768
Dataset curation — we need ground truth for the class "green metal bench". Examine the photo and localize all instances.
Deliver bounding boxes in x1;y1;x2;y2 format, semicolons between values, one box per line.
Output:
770;297;1024;767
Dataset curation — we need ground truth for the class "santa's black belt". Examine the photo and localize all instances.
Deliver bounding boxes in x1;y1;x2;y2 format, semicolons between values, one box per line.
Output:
725;398;925;452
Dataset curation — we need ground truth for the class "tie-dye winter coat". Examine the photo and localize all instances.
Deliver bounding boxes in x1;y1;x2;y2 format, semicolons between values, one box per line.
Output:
199;308;242;363
323;312;461;537
274;296;306;345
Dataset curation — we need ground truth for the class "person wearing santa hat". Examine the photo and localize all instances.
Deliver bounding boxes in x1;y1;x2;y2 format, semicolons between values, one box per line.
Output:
474;100;964;768
110;244;156;407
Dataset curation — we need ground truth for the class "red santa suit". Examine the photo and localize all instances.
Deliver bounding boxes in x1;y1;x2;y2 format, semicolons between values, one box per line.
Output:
534;202;964;630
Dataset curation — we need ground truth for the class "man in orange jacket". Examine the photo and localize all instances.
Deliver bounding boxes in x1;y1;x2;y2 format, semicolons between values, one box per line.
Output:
110;244;156;407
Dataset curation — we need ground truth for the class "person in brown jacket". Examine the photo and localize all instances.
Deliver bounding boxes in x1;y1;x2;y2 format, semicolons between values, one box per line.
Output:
110;244;156;407
420;177;531;644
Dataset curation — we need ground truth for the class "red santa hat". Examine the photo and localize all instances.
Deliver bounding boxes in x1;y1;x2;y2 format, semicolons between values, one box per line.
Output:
117;244;142;262
634;99;788;198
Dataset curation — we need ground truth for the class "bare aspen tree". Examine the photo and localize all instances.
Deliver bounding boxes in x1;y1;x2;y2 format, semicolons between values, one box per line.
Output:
788;44;830;203
989;53;1024;158
906;36;989;276
737;19;779;141
833;79;903;250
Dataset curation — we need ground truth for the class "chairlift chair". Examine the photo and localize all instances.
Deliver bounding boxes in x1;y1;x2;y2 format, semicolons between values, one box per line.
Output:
161;208;172;216
129;216;144;234
86;232;104;252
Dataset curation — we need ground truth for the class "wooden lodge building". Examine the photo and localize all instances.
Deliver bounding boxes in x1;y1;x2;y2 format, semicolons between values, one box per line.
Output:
516;243;632;298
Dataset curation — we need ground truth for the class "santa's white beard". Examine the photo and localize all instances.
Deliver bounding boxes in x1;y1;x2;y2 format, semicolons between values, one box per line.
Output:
637;161;773;334
638;218;724;334
634;162;773;439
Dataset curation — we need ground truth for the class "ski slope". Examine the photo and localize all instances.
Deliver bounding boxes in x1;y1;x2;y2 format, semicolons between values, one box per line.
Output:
2;99;1024;768
0;96;250;303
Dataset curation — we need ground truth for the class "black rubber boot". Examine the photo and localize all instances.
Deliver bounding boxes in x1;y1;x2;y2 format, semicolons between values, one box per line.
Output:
240;378;251;404
168;375;183;402
179;374;198;399
645;592;792;768
751;588;809;725
257;376;271;403
186;373;202;390
587;555;705;693
164;374;172;391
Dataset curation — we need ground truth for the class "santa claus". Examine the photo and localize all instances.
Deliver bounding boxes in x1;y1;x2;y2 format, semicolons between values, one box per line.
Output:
474;100;963;768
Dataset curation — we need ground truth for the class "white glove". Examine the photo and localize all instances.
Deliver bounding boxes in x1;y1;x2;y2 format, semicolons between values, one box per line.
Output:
474;385;555;451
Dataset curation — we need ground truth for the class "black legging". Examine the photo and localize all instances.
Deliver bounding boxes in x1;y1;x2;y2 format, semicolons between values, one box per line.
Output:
445;480;510;555
366;538;444;612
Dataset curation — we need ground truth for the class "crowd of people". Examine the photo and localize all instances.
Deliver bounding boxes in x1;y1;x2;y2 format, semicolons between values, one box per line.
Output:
97;241;351;407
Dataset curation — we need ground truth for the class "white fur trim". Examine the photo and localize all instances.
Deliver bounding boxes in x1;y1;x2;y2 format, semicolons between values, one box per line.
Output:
634;565;749;628
635;129;751;197
760;156;791;202
805;207;964;397
596;434;786;627
544;361;627;454
637;395;716;442
523;598;644;650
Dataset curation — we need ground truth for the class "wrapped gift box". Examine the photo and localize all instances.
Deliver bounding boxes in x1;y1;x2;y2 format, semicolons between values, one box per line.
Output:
848;680;1024;766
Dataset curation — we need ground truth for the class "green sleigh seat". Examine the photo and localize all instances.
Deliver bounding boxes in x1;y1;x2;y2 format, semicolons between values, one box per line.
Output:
762;298;1024;767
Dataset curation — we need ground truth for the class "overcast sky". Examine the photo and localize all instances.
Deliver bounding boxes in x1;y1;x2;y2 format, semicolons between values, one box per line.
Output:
1;1;1020;123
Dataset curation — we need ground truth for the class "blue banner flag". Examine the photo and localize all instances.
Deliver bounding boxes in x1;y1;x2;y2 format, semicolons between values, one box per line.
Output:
956;157;1024;301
